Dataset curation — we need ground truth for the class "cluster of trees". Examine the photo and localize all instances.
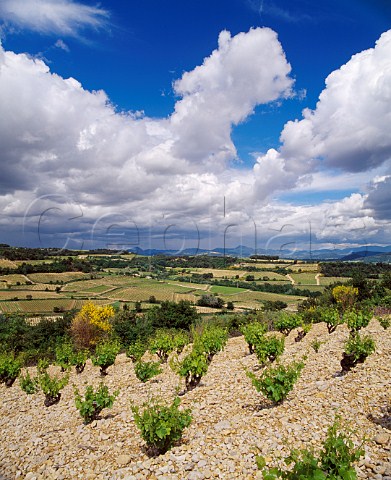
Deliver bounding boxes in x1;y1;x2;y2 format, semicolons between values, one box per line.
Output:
319;261;391;278
0;258;92;276
0;246;124;261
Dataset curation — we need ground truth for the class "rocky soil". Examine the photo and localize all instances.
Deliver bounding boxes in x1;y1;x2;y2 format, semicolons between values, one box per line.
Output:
0;320;390;480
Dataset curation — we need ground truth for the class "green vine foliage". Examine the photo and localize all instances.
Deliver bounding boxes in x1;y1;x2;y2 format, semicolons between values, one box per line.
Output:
274;313;301;336
172;330;190;354
247;360;305;404
258;417;364;479
134;360;162;383
38;370;69;407
55;340;74;372
19;369;39;394
254;335;285;365
171;349;209;391
193;325;228;362
131;397;192;455
377;315;390;330
92;340;121;375
72;349;89;374
0;352;21;387
74;383;118;424
149;329;177;363
319;307;344;334
311;339;323;353
127;339;148;363
343;309;371;333
340;333;376;373
241;322;267;354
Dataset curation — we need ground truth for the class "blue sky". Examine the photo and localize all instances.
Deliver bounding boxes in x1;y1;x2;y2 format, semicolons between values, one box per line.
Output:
0;0;391;252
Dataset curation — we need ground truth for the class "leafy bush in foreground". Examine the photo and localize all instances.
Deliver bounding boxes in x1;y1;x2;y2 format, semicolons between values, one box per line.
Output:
38;370;69;407
92;340;121;376
74;383;118;424
343;309;371;334
341;333;375;373
0;352;21;387
274;313;301;336
254;335;284;365
134;360;162;383
149;329;177;363
131;397;192;455
247;360;304;404
241;322;267;354
127;339;148;363
377;315;390;330
19;369;39;394
320;307;344;334
171;349;209;391
193;325;228;363
257;417;364;479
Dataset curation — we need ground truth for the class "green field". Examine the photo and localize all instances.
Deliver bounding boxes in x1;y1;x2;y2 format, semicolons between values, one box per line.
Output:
209;285;248;295
318;276;349;285
0;274;30;285
27;272;90;284
0;258;319;316
290;272;318;285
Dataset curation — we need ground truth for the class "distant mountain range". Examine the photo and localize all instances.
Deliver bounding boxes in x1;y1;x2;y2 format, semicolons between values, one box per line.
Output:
128;245;391;262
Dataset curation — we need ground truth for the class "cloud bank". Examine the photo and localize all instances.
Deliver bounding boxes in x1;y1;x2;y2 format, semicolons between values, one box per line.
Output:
1;26;391;250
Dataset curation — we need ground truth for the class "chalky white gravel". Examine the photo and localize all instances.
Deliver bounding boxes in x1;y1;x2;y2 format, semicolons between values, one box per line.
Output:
0;320;390;480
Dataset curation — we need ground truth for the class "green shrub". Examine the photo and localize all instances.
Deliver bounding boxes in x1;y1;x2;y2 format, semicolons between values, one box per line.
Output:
254;335;284;365
171;349;209;391
131;397;192;455
377;315;390;330
92;340;121;376
134;360;162;382
74;383;118;424
72;349;89;374
341;333;376;372
320;307;344;334
37;358;50;374
247;360;304;404
111;310;153;346
38;370;69;407
311;339;323;353
274;313;301;336
127;339;147;363
0;353;21;387
146;300;199;330
294;321;312;342
19;369;39;394
197;294;224;308
343;309;371;333
55;340;74;372
172;330;190;354
257;417;364;479
241;322;267;354
149;329;176;363
193;325;228;363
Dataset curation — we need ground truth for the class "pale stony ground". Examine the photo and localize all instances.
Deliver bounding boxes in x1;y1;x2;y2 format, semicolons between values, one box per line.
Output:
0;319;390;480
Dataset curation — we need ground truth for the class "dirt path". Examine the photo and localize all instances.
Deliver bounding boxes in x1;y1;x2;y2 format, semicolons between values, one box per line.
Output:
286;274;295;285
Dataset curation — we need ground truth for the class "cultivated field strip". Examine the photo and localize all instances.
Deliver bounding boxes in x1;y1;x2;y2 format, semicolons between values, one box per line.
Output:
27;272;90;284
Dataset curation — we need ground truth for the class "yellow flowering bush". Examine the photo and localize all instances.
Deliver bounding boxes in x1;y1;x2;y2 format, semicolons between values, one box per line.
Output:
332;285;358;311
71;303;115;349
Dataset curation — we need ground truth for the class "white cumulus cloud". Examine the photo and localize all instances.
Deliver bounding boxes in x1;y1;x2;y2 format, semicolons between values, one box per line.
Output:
0;27;295;247
0;0;109;37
